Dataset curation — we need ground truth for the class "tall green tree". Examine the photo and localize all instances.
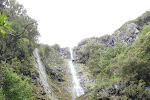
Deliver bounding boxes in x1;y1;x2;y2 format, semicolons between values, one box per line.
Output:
2;68;33;100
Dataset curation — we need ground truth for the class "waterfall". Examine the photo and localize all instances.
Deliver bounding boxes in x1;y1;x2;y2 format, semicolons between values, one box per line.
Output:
69;48;84;98
33;48;51;94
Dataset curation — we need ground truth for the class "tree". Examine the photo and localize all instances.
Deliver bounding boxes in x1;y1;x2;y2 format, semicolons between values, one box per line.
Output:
2;68;33;100
0;12;14;38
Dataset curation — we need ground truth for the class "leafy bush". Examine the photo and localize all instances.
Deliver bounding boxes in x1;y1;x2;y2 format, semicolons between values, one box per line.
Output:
2;68;33;100
0;88;5;100
76;18;150;100
0;13;14;38
122;80;150;99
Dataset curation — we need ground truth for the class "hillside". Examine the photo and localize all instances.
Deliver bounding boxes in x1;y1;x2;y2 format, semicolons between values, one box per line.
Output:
0;0;53;99
74;11;150;100
1;0;150;100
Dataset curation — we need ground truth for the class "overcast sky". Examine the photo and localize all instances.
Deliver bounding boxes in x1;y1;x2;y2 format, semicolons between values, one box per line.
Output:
16;0;150;47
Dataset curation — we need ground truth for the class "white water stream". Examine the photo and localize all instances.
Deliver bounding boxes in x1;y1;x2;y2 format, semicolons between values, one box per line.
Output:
69;48;84;98
33;48;51;94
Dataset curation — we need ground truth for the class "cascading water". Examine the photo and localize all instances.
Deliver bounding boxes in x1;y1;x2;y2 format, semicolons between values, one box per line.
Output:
69;48;84;98
33;48;51;94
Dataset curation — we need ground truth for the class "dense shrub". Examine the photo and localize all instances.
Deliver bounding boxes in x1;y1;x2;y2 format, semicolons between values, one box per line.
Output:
2;68;33;100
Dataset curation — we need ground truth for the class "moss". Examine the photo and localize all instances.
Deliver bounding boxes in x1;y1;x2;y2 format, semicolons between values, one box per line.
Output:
33;84;51;100
45;60;72;100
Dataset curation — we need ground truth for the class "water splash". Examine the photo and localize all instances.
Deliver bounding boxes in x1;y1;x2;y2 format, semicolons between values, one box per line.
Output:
33;48;51;94
69;48;84;98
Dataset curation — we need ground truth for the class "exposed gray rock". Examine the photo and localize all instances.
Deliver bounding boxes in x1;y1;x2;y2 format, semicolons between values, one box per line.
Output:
53;66;63;72
106;23;140;46
31;71;39;80
45;66;65;82
59;47;70;59
148;86;150;91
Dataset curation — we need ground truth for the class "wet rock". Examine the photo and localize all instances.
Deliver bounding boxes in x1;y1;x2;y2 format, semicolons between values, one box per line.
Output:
108;86;116;95
58;75;65;82
31;70;39;80
53;66;63;72
80;79;85;83
106;38;115;47
42;92;46;95
45;66;65;82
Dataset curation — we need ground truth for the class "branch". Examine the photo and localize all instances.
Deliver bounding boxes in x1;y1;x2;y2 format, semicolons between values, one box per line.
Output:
21;21;37;34
6;21;37;37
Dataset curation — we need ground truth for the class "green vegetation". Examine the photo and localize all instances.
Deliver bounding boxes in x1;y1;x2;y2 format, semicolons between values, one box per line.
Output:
2;67;33;100
0;0;71;99
39;44;64;66
75;12;150;100
1;0;150;99
0;0;48;99
38;44;72;99
0;13;14;38
75;37;125;77
134;11;150;27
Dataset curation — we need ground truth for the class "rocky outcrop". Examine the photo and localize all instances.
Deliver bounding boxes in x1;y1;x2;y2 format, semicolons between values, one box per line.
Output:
45;66;65;82
31;69;39;80
106;23;140;46
59;47;70;59
106;11;150;46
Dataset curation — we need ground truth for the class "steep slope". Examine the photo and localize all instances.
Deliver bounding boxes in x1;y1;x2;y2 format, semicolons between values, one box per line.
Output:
0;0;50;99
1;0;150;99
38;44;72;99
107;11;150;46
75;11;150;100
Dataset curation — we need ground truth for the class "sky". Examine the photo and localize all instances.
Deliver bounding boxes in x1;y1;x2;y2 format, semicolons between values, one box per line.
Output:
16;0;150;47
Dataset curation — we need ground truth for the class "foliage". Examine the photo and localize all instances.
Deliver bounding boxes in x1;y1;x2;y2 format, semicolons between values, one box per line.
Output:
134;11;150;27
75;37;125;77
121;80;150;100
108;23;150;83
0;0;39;62
0;88;5;100
0;0;39;75
75;20;150;99
39;44;63;65
38;44;72;99
2;68;33;100
0;0;42;99
141;22;150;35
98;42;125;78
0;13;14;38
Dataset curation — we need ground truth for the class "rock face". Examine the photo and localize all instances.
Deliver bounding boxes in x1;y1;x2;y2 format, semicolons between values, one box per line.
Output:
106;11;150;46
59;47;70;59
106;23;140;46
45;66;65;82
